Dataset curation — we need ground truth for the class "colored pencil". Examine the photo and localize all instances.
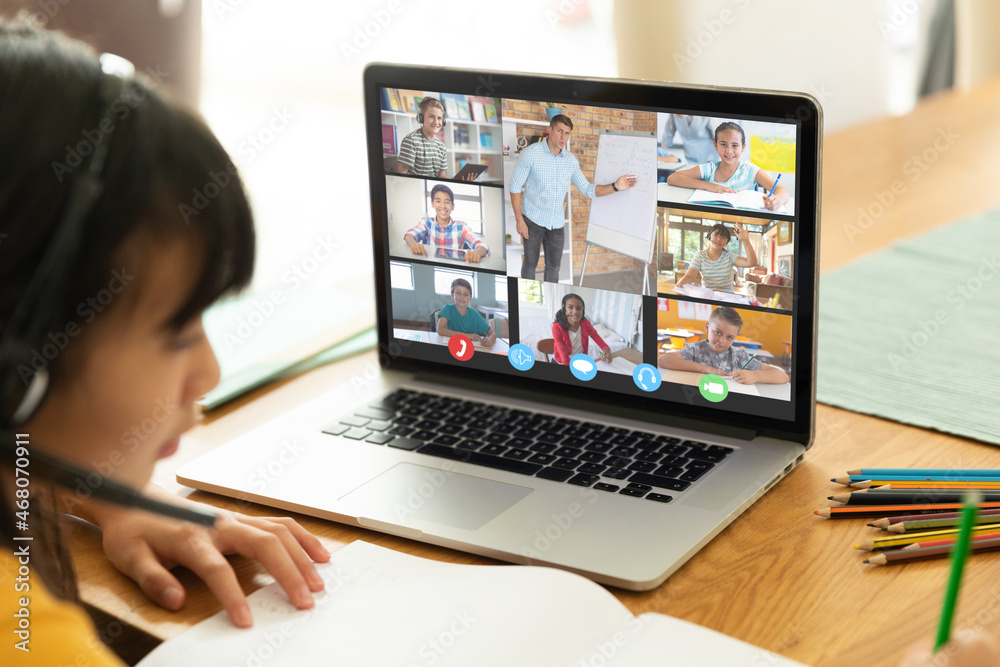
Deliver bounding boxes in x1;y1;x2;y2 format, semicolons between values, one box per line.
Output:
864;537;1000;566
855;524;1000;551
815;502;1000;518
875;482;1000;490
935;493;980;651
833;475;1000;485
767;174;781;197
830;491;1000;505
848;469;1000;477
885;515;1000;533
901;531;1000;551
868;507;1000;528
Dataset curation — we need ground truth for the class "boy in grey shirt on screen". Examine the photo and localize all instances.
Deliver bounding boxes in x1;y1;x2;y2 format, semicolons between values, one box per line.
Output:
657;306;788;385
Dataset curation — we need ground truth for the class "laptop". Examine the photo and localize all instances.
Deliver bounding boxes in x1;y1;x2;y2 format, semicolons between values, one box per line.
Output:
178;64;821;591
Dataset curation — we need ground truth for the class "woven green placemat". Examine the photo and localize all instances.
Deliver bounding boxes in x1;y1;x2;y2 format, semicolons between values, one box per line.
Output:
817;210;1000;444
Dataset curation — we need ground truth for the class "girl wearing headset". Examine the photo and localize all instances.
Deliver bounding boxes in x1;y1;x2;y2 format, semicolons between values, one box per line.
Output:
1;19;327;665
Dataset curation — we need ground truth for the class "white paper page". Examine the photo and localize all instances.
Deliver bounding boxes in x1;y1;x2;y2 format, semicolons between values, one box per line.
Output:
673;284;714;299
711;291;751;304
724;375;763;396
137;540;634;667
598;613;809;666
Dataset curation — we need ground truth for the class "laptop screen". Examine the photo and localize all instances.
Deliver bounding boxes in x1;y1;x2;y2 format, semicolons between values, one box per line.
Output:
365;65;820;444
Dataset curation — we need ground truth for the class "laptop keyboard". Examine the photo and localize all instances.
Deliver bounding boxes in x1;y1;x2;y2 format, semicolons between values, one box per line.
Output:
320;389;734;503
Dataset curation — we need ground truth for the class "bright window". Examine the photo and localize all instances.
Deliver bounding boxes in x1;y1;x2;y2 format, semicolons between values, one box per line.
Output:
390;261;414;290
434;267;476;296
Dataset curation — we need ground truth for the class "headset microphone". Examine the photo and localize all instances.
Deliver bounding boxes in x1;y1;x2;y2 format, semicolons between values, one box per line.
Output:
1;430;216;526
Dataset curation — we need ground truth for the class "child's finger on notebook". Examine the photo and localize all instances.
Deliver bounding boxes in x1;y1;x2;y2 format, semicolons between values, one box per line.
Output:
213;519;318;609
248;516;331;564
240;516;329;592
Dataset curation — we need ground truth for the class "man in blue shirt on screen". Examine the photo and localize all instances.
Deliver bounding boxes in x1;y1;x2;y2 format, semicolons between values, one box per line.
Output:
508;114;636;282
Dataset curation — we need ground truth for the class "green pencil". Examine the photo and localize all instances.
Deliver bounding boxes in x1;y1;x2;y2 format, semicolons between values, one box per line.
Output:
934;491;981;651
739;354;757;371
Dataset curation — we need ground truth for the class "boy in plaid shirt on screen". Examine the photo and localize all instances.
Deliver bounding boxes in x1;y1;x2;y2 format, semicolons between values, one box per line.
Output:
404;183;489;264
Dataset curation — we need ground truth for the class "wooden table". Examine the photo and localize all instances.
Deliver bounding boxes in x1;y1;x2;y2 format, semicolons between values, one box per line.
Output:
70;78;1000;667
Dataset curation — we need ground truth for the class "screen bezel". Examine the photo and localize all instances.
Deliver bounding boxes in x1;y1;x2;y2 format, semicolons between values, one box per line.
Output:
364;63;821;447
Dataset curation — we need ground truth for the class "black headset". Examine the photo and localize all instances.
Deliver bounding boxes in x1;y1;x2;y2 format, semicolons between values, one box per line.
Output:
415;97;446;128
0;53;215;527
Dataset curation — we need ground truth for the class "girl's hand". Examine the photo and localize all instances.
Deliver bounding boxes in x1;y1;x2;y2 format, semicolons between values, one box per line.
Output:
600;347;612;363
468;334;481;342
763;194;781;211
734;222;749;242
93;488;330;628
705;183;736;194
465;250;481;264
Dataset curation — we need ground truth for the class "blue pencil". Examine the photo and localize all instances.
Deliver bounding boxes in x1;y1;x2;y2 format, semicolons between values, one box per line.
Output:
767;173;781;197
849;469;1000;477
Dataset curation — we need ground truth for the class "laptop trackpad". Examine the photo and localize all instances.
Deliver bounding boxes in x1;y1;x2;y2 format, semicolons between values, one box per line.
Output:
339;463;533;532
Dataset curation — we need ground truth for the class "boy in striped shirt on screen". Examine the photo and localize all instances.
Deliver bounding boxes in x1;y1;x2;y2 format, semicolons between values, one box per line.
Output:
395;97;448;178
675;222;756;292
404;184;489;264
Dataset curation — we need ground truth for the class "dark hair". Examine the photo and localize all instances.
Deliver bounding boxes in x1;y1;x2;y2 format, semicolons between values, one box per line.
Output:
450;278;472;294
708;306;743;331
430;183;454;204
705;223;731;244
554;293;585;331
0;18;255;598
549;113;573;131
714;121;745;144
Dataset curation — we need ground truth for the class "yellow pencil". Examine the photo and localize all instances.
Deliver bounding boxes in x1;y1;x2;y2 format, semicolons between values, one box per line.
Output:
855;524;1000;551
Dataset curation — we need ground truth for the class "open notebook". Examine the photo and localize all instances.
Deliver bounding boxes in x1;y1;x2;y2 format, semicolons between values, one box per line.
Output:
687;188;787;213
137;541;807;666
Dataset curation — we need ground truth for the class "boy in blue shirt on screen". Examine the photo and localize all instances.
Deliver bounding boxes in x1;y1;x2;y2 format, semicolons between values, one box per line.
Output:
437;278;495;346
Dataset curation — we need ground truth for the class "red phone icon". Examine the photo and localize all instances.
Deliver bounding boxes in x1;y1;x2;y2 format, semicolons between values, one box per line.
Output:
448;334;474;361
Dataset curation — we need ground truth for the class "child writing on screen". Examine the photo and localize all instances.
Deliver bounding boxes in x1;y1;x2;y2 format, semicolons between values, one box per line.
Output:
551;294;612;366
657;307;788;385
437;279;495;346
675;222;758;292
666;122;790;212
404;183;489;264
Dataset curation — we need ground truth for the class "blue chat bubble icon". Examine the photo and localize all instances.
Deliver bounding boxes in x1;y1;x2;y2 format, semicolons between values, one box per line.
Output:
569;354;597;382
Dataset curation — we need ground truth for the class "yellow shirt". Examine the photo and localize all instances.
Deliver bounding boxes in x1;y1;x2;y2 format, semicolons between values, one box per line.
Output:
1;547;124;666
